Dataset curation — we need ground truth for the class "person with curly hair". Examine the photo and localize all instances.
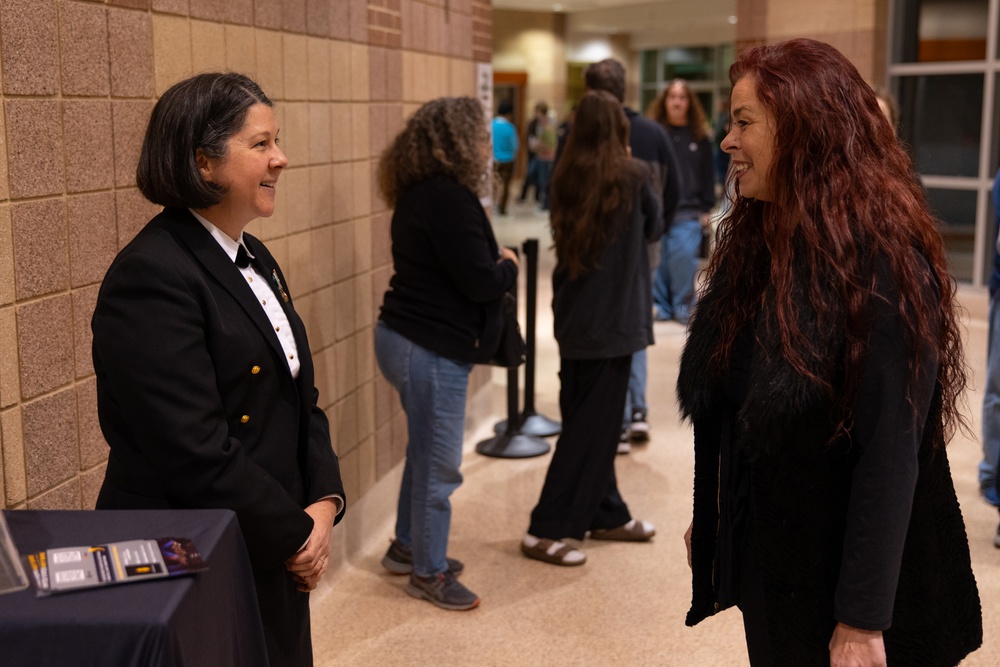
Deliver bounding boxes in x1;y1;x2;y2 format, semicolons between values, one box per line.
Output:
520;90;661;566
678;39;981;665
647;79;717;325
374;97;519;610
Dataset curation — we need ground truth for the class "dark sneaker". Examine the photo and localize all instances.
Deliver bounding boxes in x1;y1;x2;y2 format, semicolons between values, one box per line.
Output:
406;570;480;611
381;539;464;576
629;409;649;443
995;524;1000;549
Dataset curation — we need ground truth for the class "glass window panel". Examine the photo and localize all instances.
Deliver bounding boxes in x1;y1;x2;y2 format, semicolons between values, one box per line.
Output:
898;73;982;177
718;43;735;81
983;183;997;286
640;87;658;115
925;188;978;281
695;92;713;119
661;47;715;82
641;51;658;85
894;0;988;62
991;73;1000;176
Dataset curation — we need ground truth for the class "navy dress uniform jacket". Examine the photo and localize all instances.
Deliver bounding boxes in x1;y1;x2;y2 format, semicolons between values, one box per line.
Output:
92;207;345;665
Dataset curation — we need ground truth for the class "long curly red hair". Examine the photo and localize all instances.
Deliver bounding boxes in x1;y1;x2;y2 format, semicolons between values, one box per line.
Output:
707;38;966;447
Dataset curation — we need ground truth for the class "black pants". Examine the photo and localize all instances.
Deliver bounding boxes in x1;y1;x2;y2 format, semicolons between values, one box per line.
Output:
528;355;633;540
519;156;538;201
255;566;313;667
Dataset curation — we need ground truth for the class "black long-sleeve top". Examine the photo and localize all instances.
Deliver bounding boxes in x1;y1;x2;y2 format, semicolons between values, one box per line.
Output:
379;177;518;363
716;261;937;629
552;175;663;359
664;124;716;221
625;108;681;226
682;242;981;665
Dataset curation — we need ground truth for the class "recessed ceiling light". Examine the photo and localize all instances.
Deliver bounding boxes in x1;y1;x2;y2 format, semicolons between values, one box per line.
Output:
728;15;738;24
554;4;564;11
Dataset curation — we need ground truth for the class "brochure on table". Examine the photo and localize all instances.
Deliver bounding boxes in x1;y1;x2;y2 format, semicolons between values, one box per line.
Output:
25;536;207;596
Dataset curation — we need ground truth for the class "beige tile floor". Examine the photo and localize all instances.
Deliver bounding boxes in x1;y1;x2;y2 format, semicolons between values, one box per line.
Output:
312;197;1000;666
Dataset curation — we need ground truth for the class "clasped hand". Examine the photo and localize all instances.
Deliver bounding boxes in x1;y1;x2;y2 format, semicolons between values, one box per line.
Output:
284;499;338;592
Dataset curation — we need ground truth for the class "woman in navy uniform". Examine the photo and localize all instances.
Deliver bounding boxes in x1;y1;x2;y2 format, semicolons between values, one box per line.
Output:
93;72;345;667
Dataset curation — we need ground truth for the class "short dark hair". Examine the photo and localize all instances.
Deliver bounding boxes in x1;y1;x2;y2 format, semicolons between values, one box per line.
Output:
136;72;273;209
584;59;626;103
497;100;513;116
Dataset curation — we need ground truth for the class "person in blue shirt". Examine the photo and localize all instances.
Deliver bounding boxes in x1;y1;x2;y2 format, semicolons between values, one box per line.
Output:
492;100;519;216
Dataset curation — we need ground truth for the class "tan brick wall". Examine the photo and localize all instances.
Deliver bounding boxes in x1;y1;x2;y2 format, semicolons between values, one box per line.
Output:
736;0;888;85
0;0;493;514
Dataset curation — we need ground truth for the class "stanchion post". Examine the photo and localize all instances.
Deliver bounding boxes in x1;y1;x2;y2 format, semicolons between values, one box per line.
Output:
493;238;561;437
477;245;550;458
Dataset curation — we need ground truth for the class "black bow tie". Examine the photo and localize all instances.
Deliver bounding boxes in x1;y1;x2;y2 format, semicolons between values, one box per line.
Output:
235;244;251;269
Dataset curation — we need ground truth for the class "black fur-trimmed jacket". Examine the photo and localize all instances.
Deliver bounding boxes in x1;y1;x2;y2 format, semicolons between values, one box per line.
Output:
677;248;981;666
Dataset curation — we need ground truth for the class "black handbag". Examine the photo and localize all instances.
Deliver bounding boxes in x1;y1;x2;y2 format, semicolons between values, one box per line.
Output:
490;290;526;368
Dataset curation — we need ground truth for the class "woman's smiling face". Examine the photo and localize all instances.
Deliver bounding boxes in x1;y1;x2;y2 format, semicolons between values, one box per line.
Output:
721;77;776;202
197;103;288;235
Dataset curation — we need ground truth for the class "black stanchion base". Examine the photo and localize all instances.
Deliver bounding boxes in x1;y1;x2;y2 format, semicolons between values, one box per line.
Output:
476;432;551;458
493;412;561;437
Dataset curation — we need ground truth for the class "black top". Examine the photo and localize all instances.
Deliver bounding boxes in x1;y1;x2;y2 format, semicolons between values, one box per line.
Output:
624;108;682;225
665;124;716;220
379;177;518;363
552;175;663;359
715;325;755;610
712;266;932;628
92;208;345;572
680;247;981;666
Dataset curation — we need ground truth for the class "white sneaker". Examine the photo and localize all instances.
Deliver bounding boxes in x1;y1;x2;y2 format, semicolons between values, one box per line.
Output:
617;429;631;454
629;409;649;443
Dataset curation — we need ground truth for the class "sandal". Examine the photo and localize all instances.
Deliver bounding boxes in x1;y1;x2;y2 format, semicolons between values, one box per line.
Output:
520;536;586;566
589;519;655;542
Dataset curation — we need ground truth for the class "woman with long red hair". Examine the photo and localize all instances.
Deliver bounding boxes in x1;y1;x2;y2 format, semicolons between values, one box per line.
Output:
678;39;981;665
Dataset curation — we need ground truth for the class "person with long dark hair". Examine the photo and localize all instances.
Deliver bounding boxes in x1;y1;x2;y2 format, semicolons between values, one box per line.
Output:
521;90;661;566
647;79;716;324
678;39;981;665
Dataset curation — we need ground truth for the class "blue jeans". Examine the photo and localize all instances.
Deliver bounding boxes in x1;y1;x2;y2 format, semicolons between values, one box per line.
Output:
374;322;472;577
536;159;553;210
981;295;1000;490
622;349;647;428
654;217;702;322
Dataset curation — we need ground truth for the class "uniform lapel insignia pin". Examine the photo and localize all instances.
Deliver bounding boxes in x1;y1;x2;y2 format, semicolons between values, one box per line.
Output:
272;270;289;303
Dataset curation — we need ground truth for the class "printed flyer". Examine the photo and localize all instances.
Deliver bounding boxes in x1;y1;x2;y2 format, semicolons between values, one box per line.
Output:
25;537;206;596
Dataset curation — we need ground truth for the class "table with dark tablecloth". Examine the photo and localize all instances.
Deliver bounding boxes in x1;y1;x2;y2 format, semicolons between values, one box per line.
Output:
0;509;268;667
